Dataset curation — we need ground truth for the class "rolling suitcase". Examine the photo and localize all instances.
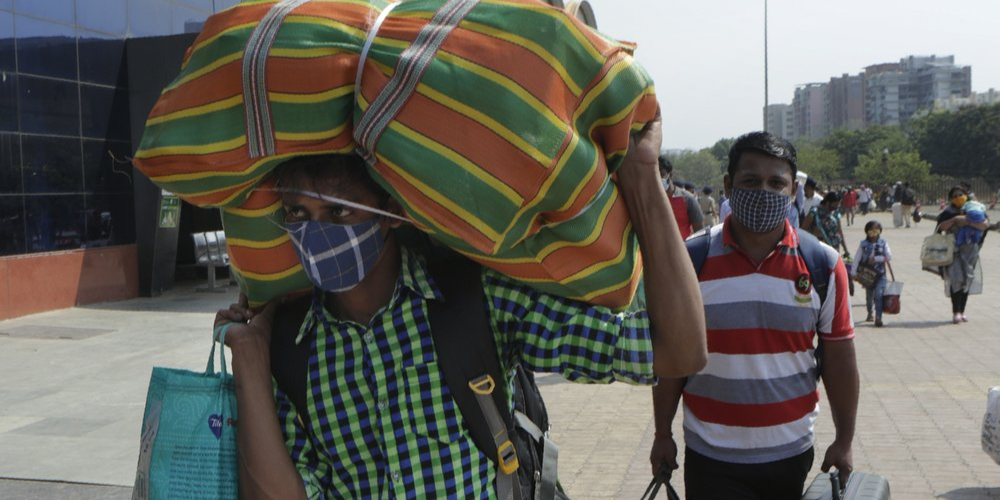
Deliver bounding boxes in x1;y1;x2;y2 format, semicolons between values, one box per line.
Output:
801;470;890;500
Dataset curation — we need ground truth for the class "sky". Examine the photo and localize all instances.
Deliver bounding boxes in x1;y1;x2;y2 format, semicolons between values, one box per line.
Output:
585;0;1000;151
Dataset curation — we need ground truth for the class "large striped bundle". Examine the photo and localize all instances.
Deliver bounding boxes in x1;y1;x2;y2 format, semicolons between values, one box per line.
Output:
133;0;657;309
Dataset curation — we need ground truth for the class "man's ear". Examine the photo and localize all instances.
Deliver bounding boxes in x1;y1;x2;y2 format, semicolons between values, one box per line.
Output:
384;198;406;229
723;174;732;198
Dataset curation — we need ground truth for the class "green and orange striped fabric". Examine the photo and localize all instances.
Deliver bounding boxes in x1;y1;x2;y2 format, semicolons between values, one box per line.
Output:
133;0;658;309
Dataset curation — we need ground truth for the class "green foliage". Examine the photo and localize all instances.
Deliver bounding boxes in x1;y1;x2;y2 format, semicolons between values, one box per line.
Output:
667;149;726;189
854;150;934;186
794;143;842;183
909;103;1000;179
821;126;914;178
709;138;736;162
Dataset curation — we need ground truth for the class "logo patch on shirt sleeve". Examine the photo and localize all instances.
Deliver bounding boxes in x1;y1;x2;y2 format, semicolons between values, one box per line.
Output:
794;273;814;304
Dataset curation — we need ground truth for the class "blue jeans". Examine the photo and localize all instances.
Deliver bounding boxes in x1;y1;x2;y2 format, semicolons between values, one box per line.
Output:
866;275;887;319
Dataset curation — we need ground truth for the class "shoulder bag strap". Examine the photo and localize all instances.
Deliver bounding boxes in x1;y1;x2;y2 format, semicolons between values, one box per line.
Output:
427;259;522;499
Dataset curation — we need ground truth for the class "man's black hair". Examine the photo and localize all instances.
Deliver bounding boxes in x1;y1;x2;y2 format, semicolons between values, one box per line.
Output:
273;154;390;206
948;185;968;199
822;191;842;205
805;177;818;189
726;131;798;179
703;186;713;195
658;155;673;176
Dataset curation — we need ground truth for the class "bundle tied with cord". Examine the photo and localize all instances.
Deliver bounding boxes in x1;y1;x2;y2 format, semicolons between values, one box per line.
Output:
133;0;658;310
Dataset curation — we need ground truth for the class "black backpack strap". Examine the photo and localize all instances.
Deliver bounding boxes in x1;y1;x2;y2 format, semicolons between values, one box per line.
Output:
684;227;712;276
425;259;519;473
794;229;833;379
270;294;314;427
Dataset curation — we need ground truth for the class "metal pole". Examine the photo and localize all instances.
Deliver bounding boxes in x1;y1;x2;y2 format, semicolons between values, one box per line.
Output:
763;0;769;131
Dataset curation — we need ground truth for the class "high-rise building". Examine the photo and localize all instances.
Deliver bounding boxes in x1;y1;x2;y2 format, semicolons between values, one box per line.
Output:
0;1;239;320
827;74;865;132
792;83;829;139
933;88;1000;112
764;104;794;139
864;55;971;127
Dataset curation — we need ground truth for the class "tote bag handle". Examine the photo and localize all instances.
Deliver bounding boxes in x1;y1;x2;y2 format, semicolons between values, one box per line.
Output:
208;324;233;377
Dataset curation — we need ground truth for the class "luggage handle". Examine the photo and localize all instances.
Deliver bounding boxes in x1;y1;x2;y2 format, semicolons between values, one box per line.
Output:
829;468;849;500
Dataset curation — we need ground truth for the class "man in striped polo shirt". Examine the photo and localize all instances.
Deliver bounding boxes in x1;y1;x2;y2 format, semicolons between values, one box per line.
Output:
649;132;859;500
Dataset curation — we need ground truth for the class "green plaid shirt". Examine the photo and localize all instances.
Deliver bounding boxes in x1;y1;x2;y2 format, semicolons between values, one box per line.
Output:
276;249;654;499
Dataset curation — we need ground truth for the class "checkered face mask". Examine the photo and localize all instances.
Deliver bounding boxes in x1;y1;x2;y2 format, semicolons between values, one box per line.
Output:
729;188;791;233
284;218;385;293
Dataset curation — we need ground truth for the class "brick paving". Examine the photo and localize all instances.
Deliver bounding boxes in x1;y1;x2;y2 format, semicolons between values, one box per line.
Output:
1;210;998;499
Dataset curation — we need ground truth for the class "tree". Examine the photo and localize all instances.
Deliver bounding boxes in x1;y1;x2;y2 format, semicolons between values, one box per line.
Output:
708;138;736;162
668;149;725;190
794;143;842;184
853;150;934;187
821;126;914;178
909;103;1000;180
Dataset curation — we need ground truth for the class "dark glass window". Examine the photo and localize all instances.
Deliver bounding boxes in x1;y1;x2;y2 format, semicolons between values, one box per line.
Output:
78;34;126;86
21;134;82;193
14;15;77;79
85;192;134;246
0;11;14;72
81;84;130;141
0;195;25;256
0;70;14;131
15;0;75;25
0;132;20;193
128;0;172;37
77;0;127;36
173;4;209;34
18;75;80;136
82;139;132;193
25;194;85;252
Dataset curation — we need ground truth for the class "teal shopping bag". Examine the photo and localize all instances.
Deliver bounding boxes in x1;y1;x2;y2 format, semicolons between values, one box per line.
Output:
132;327;238;500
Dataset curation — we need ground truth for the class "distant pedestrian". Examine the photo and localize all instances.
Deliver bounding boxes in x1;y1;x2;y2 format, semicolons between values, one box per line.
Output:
658;156;705;239
899;182;916;228
933;186;990;324
842;186;858;226
857;184;872;215
698;187;719;227
851;221;892;327
801;178;824;219
802;192;850;257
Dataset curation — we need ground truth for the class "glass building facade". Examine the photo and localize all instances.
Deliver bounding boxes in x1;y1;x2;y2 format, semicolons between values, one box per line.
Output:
0;0;238;257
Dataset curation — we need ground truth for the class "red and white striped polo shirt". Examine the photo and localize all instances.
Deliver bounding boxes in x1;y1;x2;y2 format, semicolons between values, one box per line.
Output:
682;220;854;464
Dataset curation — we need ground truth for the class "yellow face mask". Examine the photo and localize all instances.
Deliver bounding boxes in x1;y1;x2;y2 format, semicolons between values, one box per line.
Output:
866;229;881;239
952;195;968;208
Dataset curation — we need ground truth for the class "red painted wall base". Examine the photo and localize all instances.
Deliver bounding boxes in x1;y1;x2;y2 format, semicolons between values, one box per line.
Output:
0;245;140;321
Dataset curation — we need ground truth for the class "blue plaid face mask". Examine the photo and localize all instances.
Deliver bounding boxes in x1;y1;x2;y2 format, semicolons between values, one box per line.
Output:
284;218;385;293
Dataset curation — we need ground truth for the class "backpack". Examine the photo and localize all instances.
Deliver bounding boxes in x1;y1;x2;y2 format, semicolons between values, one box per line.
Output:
685;227;832;379
902;188;916;206
269;258;565;500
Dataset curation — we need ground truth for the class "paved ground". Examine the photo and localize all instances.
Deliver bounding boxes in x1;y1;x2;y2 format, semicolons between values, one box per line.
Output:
1;210;998;499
